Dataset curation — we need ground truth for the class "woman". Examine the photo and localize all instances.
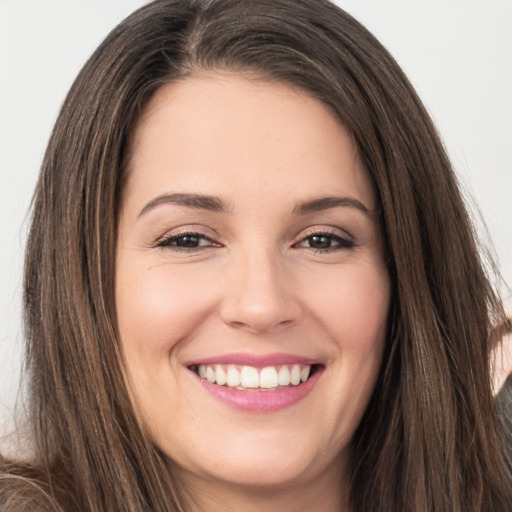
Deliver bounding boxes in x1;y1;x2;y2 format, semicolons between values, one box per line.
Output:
1;0;511;510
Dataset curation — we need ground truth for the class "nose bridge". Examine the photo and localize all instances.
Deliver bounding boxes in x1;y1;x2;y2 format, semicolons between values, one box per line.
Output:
220;241;299;333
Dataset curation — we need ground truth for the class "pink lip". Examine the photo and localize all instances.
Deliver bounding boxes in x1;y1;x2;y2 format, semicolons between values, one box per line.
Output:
186;352;319;368
192;366;324;413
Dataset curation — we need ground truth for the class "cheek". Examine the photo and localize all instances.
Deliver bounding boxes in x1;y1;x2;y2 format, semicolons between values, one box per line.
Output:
303;263;390;351
302;262;389;424
115;264;218;437
115;263;218;366
343;281;389;353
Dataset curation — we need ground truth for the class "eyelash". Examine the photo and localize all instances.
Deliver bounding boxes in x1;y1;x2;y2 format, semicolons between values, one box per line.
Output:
155;229;355;253
155;231;219;252
294;230;356;252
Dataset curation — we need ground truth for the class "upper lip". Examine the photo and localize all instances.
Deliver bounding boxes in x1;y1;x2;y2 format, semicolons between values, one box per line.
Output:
186;352;320;368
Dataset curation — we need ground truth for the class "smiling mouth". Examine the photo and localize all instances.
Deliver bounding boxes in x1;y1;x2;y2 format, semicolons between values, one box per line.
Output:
189;363;320;390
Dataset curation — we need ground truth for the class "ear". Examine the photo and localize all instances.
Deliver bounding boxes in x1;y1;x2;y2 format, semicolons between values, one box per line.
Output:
491;298;512;396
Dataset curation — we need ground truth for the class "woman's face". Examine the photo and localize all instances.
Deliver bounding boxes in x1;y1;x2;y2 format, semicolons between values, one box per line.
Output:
116;74;390;497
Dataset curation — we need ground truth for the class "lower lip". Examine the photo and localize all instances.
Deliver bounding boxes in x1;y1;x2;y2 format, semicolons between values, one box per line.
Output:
194;368;323;412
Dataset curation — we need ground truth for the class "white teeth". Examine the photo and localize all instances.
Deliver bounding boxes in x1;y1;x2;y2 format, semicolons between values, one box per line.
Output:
240;366;259;388
278;365;291;386
226;365;241;387
196;363;314;389
215;365;226;386
290;365;301;385
206;366;216;383
260;366;278;388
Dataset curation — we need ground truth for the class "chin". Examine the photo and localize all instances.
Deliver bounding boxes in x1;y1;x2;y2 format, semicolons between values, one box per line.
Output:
164;423;343;491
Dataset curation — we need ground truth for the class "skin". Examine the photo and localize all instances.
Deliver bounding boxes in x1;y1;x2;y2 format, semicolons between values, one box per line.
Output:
492;298;512;394
116;73;390;512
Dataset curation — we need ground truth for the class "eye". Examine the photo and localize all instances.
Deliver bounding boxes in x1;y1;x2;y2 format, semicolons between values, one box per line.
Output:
295;231;355;252
155;232;219;252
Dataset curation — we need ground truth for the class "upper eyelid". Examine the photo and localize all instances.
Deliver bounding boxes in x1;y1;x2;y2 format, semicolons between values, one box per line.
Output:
297;225;354;241
156;231;218;246
154;225;220;241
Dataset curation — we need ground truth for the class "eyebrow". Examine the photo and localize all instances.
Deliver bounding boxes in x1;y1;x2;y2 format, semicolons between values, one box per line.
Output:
293;196;371;216
138;193;228;217
138;192;371;218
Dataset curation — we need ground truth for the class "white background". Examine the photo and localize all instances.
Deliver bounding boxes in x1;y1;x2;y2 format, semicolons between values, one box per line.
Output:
1;0;511;437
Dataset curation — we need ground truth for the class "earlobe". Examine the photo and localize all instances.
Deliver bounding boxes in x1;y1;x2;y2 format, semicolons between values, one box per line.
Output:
491;314;512;396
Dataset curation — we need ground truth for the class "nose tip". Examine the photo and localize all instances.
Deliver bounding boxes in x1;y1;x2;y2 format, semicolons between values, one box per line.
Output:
219;254;301;335
223;297;297;334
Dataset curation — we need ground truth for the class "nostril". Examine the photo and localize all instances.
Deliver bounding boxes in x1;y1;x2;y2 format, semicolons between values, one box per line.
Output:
219;266;301;334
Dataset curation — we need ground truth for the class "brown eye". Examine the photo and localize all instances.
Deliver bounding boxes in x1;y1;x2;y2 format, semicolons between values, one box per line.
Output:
307;235;334;249
296;232;355;252
156;232;218;251
174;234;202;247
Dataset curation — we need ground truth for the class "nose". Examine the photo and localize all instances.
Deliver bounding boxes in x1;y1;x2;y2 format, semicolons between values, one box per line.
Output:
219;247;301;335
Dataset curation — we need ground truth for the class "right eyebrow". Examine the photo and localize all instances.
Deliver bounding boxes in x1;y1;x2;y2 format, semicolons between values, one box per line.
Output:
138;193;228;217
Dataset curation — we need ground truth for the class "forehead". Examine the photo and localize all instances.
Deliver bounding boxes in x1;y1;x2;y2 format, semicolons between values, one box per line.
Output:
125;73;375;212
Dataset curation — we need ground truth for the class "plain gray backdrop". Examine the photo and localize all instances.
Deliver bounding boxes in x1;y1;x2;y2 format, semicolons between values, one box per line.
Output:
1;0;511;440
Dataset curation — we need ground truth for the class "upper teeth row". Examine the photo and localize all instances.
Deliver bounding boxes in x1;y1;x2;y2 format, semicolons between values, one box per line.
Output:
197;364;311;389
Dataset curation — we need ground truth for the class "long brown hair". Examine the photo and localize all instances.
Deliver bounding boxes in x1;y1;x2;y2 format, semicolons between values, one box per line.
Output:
1;0;511;510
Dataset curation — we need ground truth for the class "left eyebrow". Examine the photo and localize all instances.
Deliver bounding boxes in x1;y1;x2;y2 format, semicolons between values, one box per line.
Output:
293;196;371;216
